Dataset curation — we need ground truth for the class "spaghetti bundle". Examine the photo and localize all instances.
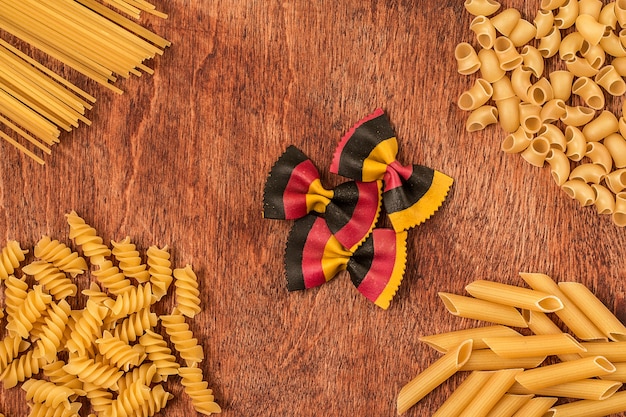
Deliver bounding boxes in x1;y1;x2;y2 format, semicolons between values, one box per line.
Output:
0;0;170;164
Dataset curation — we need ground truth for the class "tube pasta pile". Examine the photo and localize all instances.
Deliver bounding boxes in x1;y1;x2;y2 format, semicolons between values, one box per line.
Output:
0;0;170;164
398;273;626;416
457;0;626;227
0;211;221;416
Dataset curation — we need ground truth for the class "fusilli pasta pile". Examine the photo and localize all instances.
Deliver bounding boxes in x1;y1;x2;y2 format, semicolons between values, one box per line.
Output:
0;210;219;416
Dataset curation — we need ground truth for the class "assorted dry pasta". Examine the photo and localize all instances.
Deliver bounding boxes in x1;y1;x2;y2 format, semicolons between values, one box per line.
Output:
398;273;626;416
0;211;220;416
0;0;170;164
457;0;626;227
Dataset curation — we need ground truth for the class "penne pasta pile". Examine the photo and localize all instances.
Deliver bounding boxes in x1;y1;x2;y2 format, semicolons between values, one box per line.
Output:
457;0;626;227
398;273;626;416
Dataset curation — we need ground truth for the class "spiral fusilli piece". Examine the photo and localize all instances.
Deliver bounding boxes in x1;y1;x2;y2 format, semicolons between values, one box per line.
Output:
4;274;28;331
62;356;122;390
34;235;87;278
92;260;133;296
112;308;157;343
33;300;72;363
95;331;144;372
0;240;27;280
81;283;114;307
27;401;82;417
42;361;84;397
174;264;201;319
112;237;150;283
7;285;53;339
147;245;172;301
105;283;155;320
82;382;113;414
135;384;173;417
0;335;29;373
116;363;157;392
65;299;108;355
22;378;76;410
65;211;111;266
138;329;179;381
159;311;204;366
179;366;222;415
23;260;77;300
0;349;45;388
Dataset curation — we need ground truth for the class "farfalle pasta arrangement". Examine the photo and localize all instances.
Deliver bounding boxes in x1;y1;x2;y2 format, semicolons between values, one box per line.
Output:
0;211;220;416
457;0;626;227
263;109;453;309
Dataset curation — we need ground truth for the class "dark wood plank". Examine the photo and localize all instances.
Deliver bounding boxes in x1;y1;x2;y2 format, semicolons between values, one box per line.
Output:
1;0;626;415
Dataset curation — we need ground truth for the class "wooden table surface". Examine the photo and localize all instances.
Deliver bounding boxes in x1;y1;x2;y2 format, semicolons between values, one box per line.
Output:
2;0;626;416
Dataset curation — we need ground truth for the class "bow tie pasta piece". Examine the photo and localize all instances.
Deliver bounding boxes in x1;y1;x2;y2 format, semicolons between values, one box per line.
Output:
285;214;407;309
330;109;453;232
264;145;383;251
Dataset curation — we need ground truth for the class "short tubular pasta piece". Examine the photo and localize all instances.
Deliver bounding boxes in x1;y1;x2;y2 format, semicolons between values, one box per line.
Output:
62;356;122;390
490;8;520;37
492;75;515;100
604;133;626;168
511;67;532;101
515;356;615;391
585;142;613;173
542;0;567;10
591;183;615;214
455;42;481;75
111;237;150;283
582;110;619;142
34;236;87;277
433;371;495;417
605;169;626;193
160;311;204;366
561;105;595;127
501;127;532;154
559;282;626;341
0;350;44;388
521;45;544;77
7;284;52;339
458;368;523;417
605;362;626;383
478;48;506;83
521;136;550;167
22;378;75;410
595;65;626;96
65;211;110;265
419;325;521;353
566;56;600;77
464;0;501;16
618;0;626;26
548;389;626;417
546;149;571;186
565;126;588;160
541;99;566;124
465;105;498;132
528;78;554;106
147;245;173;301
105;283;155;319
519;273;606;341
464;279;563;312
0;240;27;280
482;334;585;359
458;78;493;111
614;193;626;226
493;36;522;71
95;331;144;371
438;292;528;328
23;260;77;300
461;349;545;371
539;123;566;151
600;32;626;57
139;330;179;381
92;260;133;295
534;9;554;39
397;340;473;414
179;365;222;415
510;397;558;417
485;393;532;417
572;77;605;109
576;14;610;46
562;179;596;206
538;26;561;58
579;0;603;18
509;19;537;47
471;16;497;49
174;265;201;319
519;103;543;134
560;32;585;62
569;163;605;184
523;310;582;361
580;341;626;362
555;0;581;29
510;379;621;401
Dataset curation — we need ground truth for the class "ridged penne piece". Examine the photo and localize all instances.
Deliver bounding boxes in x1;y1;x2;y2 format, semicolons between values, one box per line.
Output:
419;325;522;353
485;393;532;417
511;396;558;417
461;349;545;371
458;368;523;417
438;292;528;328
515;356;615;391
548;390;626;417
432;371;495;417
465;280;563;313
483;334;585;359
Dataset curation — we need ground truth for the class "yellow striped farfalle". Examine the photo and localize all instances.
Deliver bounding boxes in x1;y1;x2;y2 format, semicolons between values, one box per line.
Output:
32;300;72;363
65;211;111;265
105;283;155;320
62;355;123;390
22;260;77;300
92;260;133;295
112;236;150;283
7;285;53;339
0;335;29;373
21;378;77;410
95;331;144;372
65;299;108;355
42;361;84;398
147;245;173;301
138;329;180;382
4;275;28;329
112;308;157;343
0;240;27;280
160;311;204;367
0;349;45;388
34;235;87;278
174;265;201;319
178;365;222;415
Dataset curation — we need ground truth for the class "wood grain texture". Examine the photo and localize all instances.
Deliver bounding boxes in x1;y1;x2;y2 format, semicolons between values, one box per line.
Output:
1;0;626;415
